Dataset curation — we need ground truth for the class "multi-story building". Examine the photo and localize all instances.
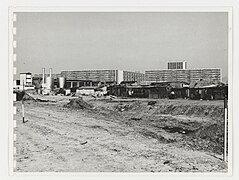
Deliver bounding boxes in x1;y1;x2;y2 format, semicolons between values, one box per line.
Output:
146;68;221;84
146;69;190;83
189;68;221;83
60;70;145;88
33;73;62;80
123;71;146;82
146;61;221;84
168;61;187;70
33;69;146;88
61;70;117;83
13;72;35;90
20;72;32;86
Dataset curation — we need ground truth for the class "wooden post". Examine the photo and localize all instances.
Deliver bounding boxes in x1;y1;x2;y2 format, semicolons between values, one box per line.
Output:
223;96;228;162
22;81;25;123
22;100;25;123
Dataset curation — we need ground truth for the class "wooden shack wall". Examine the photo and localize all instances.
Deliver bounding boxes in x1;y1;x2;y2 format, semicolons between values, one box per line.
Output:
148;87;168;99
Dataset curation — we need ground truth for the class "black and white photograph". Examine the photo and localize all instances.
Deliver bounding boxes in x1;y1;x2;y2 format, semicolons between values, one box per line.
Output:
10;9;231;174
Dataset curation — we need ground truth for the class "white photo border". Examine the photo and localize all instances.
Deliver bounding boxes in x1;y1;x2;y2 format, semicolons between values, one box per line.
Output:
8;6;233;177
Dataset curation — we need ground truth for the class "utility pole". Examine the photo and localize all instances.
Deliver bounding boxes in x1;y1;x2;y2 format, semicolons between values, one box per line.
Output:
22;99;25;123
223;93;228;162
22;80;25;123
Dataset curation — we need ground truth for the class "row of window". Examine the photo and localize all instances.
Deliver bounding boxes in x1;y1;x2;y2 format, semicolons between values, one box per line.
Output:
168;62;186;69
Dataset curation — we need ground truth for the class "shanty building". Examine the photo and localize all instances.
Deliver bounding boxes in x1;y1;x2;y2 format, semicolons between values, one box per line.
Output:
108;81;190;99
107;84;170;99
151;81;190;99
189;80;227;100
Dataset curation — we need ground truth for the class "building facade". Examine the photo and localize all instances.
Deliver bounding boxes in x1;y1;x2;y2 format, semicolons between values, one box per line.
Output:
168;61;187;70
60;70;145;88
189;68;221;83
145;68;221;84
13;72;34;90
123;71;146;82
32;69;146;88
33;73;62;80
20;72;32;86
61;70;117;83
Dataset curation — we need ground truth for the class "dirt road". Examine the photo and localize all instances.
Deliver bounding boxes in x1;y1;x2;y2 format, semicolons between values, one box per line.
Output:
14;96;227;172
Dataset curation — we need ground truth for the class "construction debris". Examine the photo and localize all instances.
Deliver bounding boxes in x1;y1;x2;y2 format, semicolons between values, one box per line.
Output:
130;117;142;121
35;98;56;103
148;101;157;106
163;160;171;165
80;141;88;145
64;97;93;110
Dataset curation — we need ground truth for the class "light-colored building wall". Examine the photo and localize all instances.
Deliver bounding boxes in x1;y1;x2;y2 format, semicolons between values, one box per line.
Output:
61;70;116;82
60;70;145;85
116;70;124;84
20;72;32;86
33;73;61;80
168;61;187;70
123;71;146;83
145;68;221;84
189;68;221;83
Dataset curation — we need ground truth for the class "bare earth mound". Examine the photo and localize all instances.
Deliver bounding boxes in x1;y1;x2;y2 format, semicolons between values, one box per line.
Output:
63;98;93;110
14;97;228;172
92;99;226;154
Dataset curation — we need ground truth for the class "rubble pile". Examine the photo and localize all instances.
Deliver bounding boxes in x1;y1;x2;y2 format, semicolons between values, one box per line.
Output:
64;97;93;110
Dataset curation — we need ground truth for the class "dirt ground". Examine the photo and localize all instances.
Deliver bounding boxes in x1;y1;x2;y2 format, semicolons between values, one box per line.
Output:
14;94;228;172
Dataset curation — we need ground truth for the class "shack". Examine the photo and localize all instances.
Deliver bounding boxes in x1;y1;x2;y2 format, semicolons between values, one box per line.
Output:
107;85;127;97
125;85;150;98
189;82;227;100
150;81;189;99
107;84;170;99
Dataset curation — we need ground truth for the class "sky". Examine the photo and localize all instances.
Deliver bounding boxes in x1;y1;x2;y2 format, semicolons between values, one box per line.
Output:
14;12;228;80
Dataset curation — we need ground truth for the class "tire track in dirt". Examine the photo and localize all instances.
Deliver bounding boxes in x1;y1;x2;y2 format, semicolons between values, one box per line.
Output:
14;100;227;172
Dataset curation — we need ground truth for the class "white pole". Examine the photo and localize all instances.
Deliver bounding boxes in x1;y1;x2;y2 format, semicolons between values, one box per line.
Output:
22;101;25;123
42;68;45;84
224;97;228;162
49;68;52;78
22;82;25;123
